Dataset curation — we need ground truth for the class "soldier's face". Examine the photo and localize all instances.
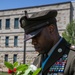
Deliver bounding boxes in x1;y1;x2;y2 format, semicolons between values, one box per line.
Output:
32;26;53;54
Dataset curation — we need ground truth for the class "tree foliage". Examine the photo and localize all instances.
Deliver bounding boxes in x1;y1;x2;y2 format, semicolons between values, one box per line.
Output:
62;20;75;45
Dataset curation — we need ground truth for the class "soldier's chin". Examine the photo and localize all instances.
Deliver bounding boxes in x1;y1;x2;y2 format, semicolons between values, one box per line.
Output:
35;49;42;53
36;50;44;54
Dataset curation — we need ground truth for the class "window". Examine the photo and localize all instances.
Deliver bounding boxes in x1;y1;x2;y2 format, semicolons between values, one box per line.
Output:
0;19;2;29
5;54;8;62
5;36;9;47
14;36;18;47
6;19;10;29
0;36;1;47
14;18;19;29
13;54;17;63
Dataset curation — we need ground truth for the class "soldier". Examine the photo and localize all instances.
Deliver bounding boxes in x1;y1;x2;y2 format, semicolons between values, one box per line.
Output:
20;10;75;75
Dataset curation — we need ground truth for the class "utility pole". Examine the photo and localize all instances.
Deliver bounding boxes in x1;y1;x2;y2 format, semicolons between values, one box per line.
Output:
23;32;26;64
23;11;28;64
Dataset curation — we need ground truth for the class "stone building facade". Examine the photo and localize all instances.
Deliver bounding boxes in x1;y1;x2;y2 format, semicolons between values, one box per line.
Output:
0;1;74;71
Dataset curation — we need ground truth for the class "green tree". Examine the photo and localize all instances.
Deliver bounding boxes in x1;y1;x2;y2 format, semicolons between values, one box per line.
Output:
62;20;75;45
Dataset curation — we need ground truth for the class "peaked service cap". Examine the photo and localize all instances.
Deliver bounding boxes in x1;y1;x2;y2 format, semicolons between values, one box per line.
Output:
20;10;57;41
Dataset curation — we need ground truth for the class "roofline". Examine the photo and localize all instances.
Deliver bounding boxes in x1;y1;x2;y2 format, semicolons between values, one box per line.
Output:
0;1;71;11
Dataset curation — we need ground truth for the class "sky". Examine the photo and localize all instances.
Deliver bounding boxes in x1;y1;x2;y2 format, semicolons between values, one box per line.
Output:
0;0;75;10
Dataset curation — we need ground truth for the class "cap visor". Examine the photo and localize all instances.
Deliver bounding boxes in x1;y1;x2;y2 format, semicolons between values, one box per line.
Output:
24;28;42;41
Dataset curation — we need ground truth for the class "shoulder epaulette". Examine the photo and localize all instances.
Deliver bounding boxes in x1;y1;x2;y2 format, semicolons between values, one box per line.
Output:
70;45;75;51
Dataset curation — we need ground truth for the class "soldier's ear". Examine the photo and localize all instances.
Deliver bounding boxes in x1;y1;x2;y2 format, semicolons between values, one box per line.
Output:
48;24;55;33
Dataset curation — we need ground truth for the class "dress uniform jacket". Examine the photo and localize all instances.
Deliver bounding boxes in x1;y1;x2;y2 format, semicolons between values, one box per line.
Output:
33;38;75;75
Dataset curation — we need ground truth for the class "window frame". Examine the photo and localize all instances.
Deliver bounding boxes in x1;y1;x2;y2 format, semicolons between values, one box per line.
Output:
14;18;19;29
5;54;8;62
14;36;18;47
13;54;17;63
5;36;9;47
0;19;2;29
5;19;10;29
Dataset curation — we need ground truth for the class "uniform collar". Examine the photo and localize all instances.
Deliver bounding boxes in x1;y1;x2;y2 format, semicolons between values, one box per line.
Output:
48;37;62;56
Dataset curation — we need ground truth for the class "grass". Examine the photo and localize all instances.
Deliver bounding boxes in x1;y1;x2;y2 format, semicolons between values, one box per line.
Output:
0;72;9;75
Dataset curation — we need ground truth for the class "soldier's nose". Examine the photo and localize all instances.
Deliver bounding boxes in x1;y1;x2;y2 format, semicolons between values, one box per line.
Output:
32;38;37;45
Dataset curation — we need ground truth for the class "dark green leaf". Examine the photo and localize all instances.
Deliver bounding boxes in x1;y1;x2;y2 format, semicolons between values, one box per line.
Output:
32;68;41;75
13;62;18;67
4;62;14;70
16;64;28;71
